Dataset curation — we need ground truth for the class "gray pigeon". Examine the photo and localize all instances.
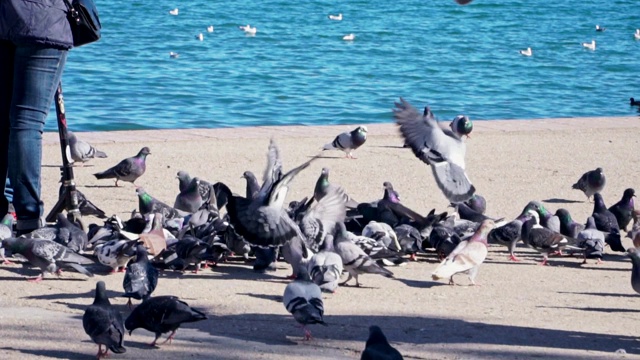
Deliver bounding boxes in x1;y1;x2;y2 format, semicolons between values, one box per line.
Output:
220;139;319;247
313;167;358;208
83;281;126;358
174;177;204;213
608;188;635;231
627;247;640;295
393;98;475;203
281;235;312;279
241;171;260;199
1;237;94;281
137;187;188;221
463;194;486;214
176;171;212;202
22;213;88;253
334;222;394;287
123;244;159;307
521;212;580;265
488;212;530;261
555;209;585;238
529;201;560;233
361;325;404;360
572;167;605;201
0;214;14;264
577;217;605;264
298;184;347;252
283;266;327;340
322;126;368;159
125;295;207;346
308;234;344;293
68;130;107;164
94;147;151;186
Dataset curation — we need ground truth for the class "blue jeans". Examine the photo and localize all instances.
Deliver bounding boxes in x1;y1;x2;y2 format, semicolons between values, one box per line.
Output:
0;41;67;231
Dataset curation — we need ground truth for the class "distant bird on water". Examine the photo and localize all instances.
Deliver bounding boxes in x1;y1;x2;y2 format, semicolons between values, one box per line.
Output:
631;98;640;106
322;126;368;159
94;147;151;187
169;52;179;59
239;24;257;35
572;167;605;201
582;40;596;50
519;47;532;57
455;0;473;4
169;8;178;15
635;29;640;40
595;25;606;32
343;33;356;41
328;13;342;21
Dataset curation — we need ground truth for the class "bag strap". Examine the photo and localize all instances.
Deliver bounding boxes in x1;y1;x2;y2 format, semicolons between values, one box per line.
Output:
62;0;80;23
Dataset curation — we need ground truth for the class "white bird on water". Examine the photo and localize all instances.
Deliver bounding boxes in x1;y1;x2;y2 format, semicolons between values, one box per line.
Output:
196;33;204;41
169;8;178;15
582;40;596;50
239;24;257;35
634;29;640;40
343;33;355;41
328;13;342;21
207;25;214;33
595;25;606;32
169;52;179;59
519;47;532;57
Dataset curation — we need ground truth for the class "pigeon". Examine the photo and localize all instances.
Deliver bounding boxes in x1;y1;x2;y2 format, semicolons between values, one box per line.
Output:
595;24;606;32
313;167;358;208
220;139;319;247
449;114;474;138
432;219;495;285
526;201;560;233
94;147;151;186
241;171;260;199
455;0;473;4
608;188;635;231
393;98;475;203
0;214;13;264
283;266;327;340
176;171;212;202
376;182;427;228
454;202;499;224
123;244;159;307
298;184;347;252
361;325;404;360
487;212;530;261
555;208;585;238
427;223;462;260
322;126;368;159
125;295;207;346
281;235;312;279
68;130;107;164
577;217;605;264
308;234;344;293
83;281;126;358
1;237;94;281
591;193;620;233
174;177;204;213
463;194;486;214
362;221;400;252
627;247;640;295
334;222;394;287
394;224;422;261
94;239;138;273
137;187;188;220
22;213;88;253
520;212;579;265
572;167;605;201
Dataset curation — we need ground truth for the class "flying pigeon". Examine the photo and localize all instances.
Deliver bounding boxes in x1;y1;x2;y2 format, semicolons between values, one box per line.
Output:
572;167;605;201
393;98;475;203
608;188;635;231
334;222;394;287
220;139;319;247
627;247;640;295
322;126;368;159
361;325;404;360
123;244;159;307
555;208;585;238
308;234;343;293
577;217;605;264
68;131;107;165
94;147;151;186
298;184;347;252
125;295;207;346
83;281;126;358
432;219;495;285
94;239;138;273
283;266;327;340
1;237;94;281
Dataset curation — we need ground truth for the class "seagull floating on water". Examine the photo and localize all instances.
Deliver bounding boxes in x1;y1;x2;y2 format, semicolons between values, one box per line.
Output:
582;40;596;50
239;24;257;35
634;29;640;40
196;33;204;41
328;13;343;21
169;52;179;59
207;26;214;33
595;25;606;32
343;33;355;41
519;47;532;57
169;8;178;16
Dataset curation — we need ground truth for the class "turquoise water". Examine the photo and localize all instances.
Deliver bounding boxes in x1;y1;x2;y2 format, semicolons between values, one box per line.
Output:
51;0;640;132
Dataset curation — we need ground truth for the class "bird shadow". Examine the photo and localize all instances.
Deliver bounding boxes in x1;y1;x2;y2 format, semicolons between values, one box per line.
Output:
0;347;87;359
238;292;283;303
557;291;639;298
395;278;447;289
83;184;119;188
314;155;347;159
538;305;640;314
23;288;122;301
542;198;584;204
374;145;407;149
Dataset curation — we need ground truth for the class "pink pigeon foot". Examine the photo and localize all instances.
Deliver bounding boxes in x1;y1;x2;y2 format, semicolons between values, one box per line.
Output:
27;275;43;282
509;254;521;262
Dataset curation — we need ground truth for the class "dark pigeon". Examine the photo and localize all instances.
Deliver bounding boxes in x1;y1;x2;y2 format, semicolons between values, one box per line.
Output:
94;147;151;186
572;167;605;201
608;188;635;231
241;171;260;199
123;245;158;307
521;215;579;265
24;213;88;253
591;193;620;233
83;281;126;358
463;194;486;214
137;187;187;220
627;248;640;295
361;325;404;360
176;171;212;202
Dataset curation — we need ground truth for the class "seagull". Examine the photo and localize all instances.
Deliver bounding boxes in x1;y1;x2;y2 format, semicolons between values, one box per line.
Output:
169;8;178;16
328;13;342;21
595;25;606;32
582;40;596;50
196;33;204;41
169;52;179;59
239;24;257;35
343;34;355;41
207;25;214;33
519;47;532;57
635;29;640;40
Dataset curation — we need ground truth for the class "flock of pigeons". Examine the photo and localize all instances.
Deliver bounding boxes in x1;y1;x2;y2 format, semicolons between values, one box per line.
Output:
1;97;639;359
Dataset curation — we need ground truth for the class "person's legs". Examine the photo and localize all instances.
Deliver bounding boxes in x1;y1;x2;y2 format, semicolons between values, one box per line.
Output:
8;44;67;232
0;40;15;216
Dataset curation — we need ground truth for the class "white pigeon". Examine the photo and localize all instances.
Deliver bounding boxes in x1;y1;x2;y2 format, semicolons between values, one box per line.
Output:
582;40;596;50
519;47;532;57
169;8;178;15
283;267;326;340
393;98;476;203
207;25;214;33
432;219;495;285
328;13;342;21
343;34;355;41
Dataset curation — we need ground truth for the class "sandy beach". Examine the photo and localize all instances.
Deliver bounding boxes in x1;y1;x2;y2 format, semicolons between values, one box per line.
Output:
1;116;640;360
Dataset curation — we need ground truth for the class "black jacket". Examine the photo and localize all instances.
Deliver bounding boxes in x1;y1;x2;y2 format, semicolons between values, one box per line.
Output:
0;0;73;49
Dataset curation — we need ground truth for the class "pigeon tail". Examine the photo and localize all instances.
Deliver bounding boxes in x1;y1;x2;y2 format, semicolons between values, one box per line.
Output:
64;262;94;277
430;162;475;203
94;169;116;180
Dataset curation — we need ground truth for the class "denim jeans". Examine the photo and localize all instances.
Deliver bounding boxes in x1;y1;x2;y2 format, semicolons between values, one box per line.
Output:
0;41;67;231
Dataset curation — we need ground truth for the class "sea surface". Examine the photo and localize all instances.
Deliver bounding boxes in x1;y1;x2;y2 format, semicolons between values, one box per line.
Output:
50;0;640;132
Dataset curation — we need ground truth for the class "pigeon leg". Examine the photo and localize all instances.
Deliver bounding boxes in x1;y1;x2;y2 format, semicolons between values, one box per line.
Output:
303;327;313;341
448;275;456;285
354;274;361;287
538;257;549;266
339;273;353;286
126;298;133;309
109;268;117;274
27;274;43;282
409;253;417;261
508;254;521;262
286;273;297;280
118;267;126;273
159;330;177;345
1;258;15;265
114;179;119;187
95;344;104;358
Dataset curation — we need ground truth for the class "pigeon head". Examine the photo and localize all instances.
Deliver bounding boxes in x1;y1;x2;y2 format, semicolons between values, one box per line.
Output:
593;193;607;211
366;326;391;347
241;171;255;179
450;115;473;138
356;126;368;134
554;208;572;223
93;281;111;306
1;238;21;252
136;147;151;158
585;216;597;229
383;182;399;202
623;188;636;203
